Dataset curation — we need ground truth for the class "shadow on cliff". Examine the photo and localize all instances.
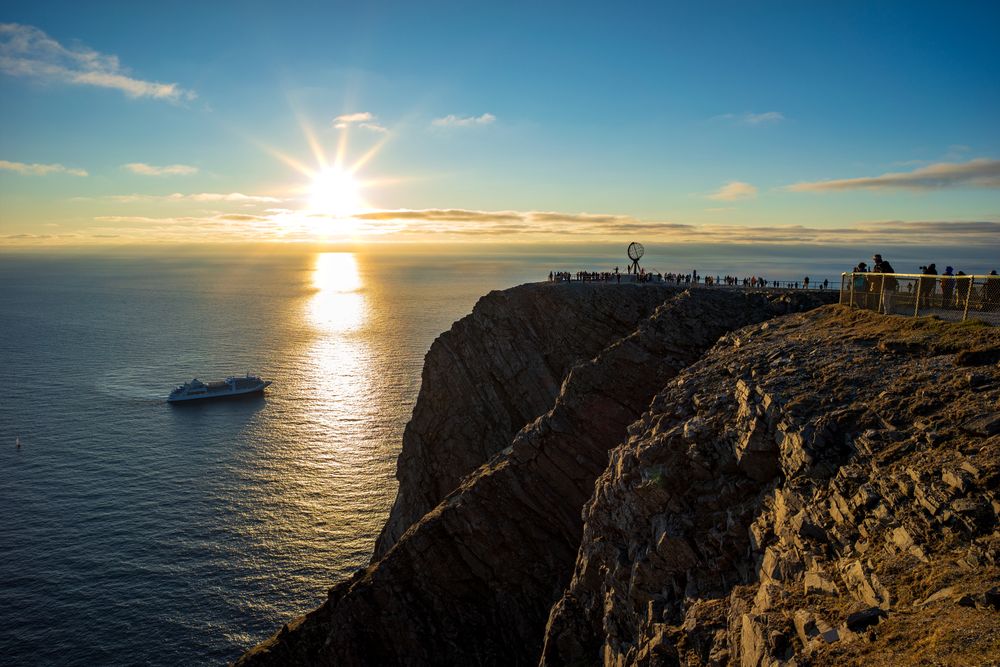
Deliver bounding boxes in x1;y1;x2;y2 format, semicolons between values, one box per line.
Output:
236;285;838;666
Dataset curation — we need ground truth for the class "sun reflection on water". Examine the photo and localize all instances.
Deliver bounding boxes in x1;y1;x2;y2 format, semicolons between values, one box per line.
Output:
247;252;393;595
308;253;365;333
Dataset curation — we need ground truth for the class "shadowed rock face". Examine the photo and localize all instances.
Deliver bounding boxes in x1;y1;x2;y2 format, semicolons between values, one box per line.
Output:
237;287;837;666
374;282;679;558
541;309;1000;667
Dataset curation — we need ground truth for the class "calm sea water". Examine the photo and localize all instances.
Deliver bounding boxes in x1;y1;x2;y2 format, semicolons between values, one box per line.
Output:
0;244;995;665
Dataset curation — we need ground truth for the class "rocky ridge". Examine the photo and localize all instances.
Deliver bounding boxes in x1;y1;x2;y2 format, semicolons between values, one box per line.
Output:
237;283;999;666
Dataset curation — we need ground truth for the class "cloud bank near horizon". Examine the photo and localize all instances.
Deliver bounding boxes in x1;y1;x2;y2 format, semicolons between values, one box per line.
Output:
9;205;994;248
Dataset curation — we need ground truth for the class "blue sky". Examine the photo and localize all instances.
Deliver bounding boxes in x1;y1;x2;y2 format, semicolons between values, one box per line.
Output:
1;1;999;245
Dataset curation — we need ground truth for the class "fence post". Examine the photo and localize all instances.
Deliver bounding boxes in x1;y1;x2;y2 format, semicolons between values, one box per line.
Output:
914;277;921;318
849;273;855;307
962;276;972;321
878;275;886;314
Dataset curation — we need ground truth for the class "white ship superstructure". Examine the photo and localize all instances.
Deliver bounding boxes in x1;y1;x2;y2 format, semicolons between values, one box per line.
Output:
168;374;272;403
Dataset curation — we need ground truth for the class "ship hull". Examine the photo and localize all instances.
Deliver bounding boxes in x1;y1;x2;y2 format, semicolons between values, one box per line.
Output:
167;381;272;404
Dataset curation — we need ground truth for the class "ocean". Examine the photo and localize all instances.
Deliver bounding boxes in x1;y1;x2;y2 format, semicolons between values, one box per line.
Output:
1;243;996;665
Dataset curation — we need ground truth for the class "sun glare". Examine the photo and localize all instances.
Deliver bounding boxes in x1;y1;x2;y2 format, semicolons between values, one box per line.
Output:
309;167;365;217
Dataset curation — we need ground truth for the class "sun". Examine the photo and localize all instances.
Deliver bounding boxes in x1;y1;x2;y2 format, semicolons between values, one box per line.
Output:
308;167;365;217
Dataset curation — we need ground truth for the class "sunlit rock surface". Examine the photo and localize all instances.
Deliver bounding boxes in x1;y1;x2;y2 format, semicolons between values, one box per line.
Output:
541;309;1000;666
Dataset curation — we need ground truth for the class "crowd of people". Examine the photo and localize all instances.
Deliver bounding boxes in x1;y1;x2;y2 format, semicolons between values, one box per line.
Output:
548;268;832;290
546;254;999;316
849;253;1000;313
549;268;662;283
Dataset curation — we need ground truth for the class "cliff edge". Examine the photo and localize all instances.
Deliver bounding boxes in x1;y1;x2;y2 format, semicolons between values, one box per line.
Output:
237;284;999;666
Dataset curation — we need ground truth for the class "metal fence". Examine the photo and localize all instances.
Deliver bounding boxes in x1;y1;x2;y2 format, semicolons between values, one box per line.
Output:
839;272;1000;324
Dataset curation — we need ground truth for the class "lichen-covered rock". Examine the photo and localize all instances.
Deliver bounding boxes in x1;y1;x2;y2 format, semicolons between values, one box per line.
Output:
541;309;1000;667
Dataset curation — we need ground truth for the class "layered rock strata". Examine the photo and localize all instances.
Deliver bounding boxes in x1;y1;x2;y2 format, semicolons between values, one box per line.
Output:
541;308;1000;666
238;287;834;665
374;282;679;557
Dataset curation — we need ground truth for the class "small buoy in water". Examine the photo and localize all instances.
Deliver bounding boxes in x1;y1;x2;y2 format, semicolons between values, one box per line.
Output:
16;435;21;449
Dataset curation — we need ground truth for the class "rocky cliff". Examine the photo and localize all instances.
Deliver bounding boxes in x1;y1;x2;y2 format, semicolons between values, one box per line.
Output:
374;282;679;558
237;283;999;666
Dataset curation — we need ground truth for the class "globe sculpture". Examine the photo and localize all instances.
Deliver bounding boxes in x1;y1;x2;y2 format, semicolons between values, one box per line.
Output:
627;241;644;275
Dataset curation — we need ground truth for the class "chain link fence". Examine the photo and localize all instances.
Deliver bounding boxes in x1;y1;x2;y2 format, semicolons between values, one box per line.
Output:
840;272;1000;324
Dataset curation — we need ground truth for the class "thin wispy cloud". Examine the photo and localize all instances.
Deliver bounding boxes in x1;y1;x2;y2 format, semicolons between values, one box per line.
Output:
787;158;1000;192
0;23;195;102
707;181;757;201
891;145;973;168
107;192;281;203
333;111;388;132
714;111;785;126
122;162;199;176
0;159;87;176
334;112;372;124
432;113;496;127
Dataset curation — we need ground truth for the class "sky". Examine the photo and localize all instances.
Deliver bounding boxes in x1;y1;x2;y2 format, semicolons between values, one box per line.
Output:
1;1;999;247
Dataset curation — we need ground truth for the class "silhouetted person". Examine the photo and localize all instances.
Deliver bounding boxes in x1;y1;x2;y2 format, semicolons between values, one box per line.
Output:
855;260;871;308
872;255;897;314
940;266;955;309
919;263;937;309
955;271;971;307
871;256;884;294
984;270;1000;312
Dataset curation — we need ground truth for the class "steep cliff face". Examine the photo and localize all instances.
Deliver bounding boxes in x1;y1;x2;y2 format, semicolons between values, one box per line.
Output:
237;287;835;666
374;282;679;557
238;285;1000;666
541;309;1000;666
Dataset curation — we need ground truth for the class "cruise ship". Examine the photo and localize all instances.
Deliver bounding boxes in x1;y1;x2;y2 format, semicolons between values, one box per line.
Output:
168;374;272;403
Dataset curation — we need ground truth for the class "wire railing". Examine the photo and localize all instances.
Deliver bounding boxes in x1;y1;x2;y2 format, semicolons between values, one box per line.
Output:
839;272;1000;324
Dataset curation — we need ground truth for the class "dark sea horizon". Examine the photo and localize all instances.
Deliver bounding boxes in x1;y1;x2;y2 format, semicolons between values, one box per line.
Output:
1;243;997;665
